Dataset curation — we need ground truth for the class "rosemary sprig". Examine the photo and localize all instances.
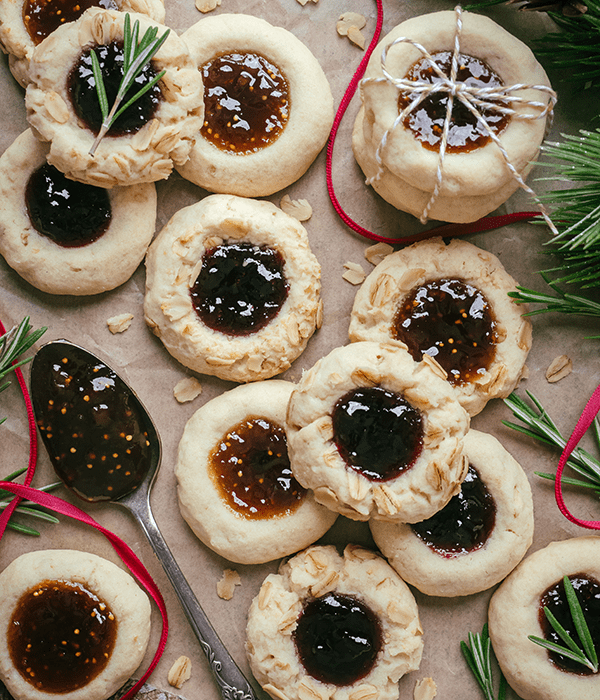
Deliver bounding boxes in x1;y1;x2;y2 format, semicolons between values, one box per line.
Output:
88;13;170;156
528;575;599;671
0;317;47;407
461;623;508;700
0;467;61;536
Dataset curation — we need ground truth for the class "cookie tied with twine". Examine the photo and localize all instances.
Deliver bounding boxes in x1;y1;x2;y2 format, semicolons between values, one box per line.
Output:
352;7;558;226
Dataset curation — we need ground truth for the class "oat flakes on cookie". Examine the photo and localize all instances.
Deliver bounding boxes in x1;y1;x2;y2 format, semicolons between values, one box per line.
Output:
285;341;470;524
144;194;322;383
25;7;204;188
370;429;534;597
353;10;553;223
176;14;334;197
0;549;151;700
488;536;600;700
0;129;156;295
349;237;532;416
176;380;338;565
246;544;424;700
0;0;165;87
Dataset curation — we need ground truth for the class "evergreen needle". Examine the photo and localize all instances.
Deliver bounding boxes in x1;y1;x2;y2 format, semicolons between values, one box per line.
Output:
461;624;507;700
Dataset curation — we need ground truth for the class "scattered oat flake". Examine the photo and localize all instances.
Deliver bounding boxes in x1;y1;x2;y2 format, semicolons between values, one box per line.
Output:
195;0;221;12
414;677;437;700
217;568;241;600
546;354;573;383
365;241;394;266
173;377;202;403
106;313;133;334
337;11;366;36
167;655;192;689
347;25;366;49
280;194;312;221
343;261;366;285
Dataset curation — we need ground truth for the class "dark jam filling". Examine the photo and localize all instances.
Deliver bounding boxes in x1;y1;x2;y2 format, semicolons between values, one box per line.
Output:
331;386;423;482
67;40;162;137
392;277;498;387
293;593;382;686
201;51;289;154
209;416;306;519
25;163;111;248
8;579;117;693
539;574;600;676
190;242;289;336
411;464;496;557
31;343;153;502
23;0;118;45
398;51;510;153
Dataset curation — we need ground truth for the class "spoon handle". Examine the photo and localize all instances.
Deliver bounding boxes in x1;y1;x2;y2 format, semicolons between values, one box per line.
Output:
120;495;258;700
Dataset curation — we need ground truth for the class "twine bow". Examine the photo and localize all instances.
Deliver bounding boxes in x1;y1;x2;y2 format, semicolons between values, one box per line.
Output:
362;5;558;231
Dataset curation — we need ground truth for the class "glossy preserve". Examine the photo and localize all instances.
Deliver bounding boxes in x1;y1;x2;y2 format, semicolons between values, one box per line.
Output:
398;51;510;153
293;593;382;686
332;386;423;481
25;163;112;247
201;52;289;153
31;342;153;502
23;0;118;45
539;574;600;675
209;416;305;519
411;464;496;556
68;40;162;136
393;277;498;386
190;242;289;336
8;579;117;693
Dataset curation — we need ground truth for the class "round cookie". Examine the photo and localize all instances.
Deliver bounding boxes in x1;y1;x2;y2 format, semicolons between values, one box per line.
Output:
175;380;338;565
25;7;204;188
0;129;156;295
349;237;532;416
246;544;424;700
488;536;600;700
370;429;534;597
143;194;322;383
0;0;165;87
285;341;470;523
176;13;334;197
0;549;151;700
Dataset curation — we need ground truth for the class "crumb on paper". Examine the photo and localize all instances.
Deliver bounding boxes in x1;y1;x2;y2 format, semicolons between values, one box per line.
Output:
280;194;313;221
546;354;573;383
296;0;319;5
365;241;394;266
337;12;367;49
195;0;221;12
343;261;366;285
520;364;530;380
167;655;192;689
106;313;134;334
347;25;366;49
217;568;241;600
414;677;437;700
173;377;202;403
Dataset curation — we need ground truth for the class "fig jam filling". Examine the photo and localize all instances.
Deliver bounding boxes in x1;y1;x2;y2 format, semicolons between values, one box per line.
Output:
67;40;162;137
392;277;498;386
209;416;305;519
31;342;153;502
190;242;289;336
293;593;382;686
8;579;117;693
539;574;600;675
201;51;289;153
411;464;496;557
332;386;423;482
23;0;118;45
398;51;510;153
25;162;111;247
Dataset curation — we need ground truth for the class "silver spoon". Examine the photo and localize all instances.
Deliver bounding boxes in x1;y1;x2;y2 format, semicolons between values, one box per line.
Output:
30;338;258;700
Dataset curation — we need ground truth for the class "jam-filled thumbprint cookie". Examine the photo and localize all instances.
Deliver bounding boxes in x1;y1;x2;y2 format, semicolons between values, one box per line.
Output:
176;14;334;197
25;8;204;188
246;544;424;700
349;237;531;416
0;129;156;295
0;549;151;700
143;194;322;383
176;380;338;565
370;429;534;597
0;0;165;87
489;536;600;700
285;341;470;524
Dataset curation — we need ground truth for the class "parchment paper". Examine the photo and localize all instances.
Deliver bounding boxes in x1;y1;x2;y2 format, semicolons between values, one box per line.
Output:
1;1;599;699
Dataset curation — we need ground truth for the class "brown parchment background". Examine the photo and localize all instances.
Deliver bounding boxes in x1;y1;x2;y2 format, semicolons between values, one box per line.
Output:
1;1;599;699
